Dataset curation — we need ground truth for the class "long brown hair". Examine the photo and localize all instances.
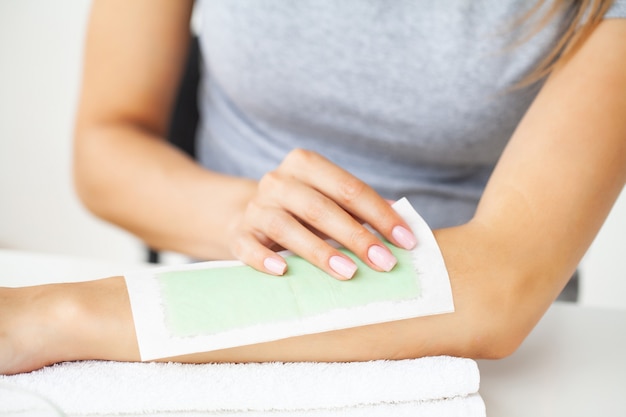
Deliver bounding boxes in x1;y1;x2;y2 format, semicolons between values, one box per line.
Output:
518;0;615;87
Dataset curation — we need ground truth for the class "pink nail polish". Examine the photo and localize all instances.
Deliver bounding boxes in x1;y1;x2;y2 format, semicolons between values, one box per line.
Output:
329;256;358;279
264;257;287;275
392;225;417;250
368;245;397;272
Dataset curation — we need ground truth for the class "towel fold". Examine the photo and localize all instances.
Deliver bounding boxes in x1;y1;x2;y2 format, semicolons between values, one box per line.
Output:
1;356;484;416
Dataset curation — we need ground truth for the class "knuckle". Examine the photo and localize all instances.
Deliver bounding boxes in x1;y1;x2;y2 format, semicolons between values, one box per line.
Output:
309;243;333;266
283;148;316;169
242;199;262;223
374;206;401;232
228;232;249;260
264;211;290;241
229;232;273;269
348;227;374;249
302;197;328;224
337;177;367;203
367;208;398;232
258;170;283;194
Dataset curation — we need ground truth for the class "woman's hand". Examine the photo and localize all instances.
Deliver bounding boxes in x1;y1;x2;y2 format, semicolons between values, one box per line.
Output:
227;149;417;280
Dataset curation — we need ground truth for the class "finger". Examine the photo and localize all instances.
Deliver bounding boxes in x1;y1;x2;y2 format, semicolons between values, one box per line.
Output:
230;231;288;276
247;204;359;280
269;178;399;273
279;150;417;250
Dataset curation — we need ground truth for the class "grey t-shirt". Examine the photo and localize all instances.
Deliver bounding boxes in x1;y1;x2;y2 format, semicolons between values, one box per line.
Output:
196;1;625;229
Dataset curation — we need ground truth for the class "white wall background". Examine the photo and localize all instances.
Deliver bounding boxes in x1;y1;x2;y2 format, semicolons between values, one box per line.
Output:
580;190;626;310
0;0;624;308
0;0;144;264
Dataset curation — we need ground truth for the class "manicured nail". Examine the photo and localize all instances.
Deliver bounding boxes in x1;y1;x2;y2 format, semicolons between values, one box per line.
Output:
367;245;397;272
329;256;358;280
392;225;417;250
264;257;287;275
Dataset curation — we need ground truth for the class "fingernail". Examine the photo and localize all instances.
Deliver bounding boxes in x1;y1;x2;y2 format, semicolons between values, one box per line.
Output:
264;257;287;275
329;256;358;280
392;225;417;250
367;245;397;272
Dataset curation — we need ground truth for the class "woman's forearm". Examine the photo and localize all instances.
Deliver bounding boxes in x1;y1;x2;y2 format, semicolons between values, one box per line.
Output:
74;122;257;260
73;0;256;260
1;220;535;376
0;273;475;376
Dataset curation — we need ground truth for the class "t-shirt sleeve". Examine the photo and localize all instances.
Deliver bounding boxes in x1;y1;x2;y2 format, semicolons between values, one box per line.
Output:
605;1;626;18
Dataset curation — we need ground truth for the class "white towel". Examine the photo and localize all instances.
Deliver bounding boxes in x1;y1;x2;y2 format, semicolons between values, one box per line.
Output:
1;356;485;416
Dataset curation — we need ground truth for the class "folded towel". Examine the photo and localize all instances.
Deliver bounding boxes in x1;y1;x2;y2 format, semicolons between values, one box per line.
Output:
1;356;485;416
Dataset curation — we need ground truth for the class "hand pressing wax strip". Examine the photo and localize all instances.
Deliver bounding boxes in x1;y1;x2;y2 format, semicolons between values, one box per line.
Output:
124;198;454;361
157;243;418;337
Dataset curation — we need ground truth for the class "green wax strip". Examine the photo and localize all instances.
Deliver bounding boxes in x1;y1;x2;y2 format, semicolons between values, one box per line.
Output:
157;243;420;337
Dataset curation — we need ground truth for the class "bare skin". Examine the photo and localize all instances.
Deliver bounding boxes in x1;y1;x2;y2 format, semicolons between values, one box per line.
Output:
0;220;606;375
0;279;139;374
72;0;414;280
72;1;626;283
0;223;533;375
2;9;625;375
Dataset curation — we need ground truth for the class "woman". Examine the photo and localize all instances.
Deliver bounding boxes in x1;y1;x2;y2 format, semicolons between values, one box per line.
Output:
1;0;625;375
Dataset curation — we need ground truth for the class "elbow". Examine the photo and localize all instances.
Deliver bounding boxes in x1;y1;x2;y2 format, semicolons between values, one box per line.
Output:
72;125;115;220
465;319;527;360
461;293;539;361
429;224;554;361
444;279;540;360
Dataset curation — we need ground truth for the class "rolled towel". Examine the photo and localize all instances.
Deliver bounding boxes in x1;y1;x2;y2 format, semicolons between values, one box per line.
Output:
1;356;484;416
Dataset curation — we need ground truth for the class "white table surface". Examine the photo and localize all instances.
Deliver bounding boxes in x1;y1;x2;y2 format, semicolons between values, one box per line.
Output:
1;249;625;416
